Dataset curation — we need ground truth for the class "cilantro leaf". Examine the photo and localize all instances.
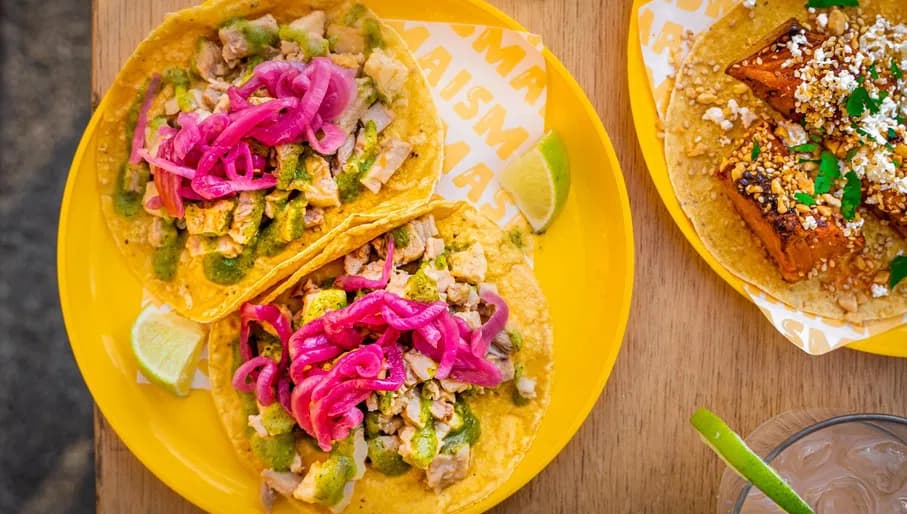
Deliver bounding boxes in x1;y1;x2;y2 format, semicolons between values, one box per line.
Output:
889;256;907;289
841;171;862;220
893;59;904;80
806;0;858;6
789;143;819;153
814;151;841;195
795;192;816;206
845;147;860;161
847;87;871;117
869;64;879;80
751;139;761;161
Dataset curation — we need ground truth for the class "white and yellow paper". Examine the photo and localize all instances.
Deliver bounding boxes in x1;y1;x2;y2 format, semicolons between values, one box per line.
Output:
637;0;904;354
137;21;549;386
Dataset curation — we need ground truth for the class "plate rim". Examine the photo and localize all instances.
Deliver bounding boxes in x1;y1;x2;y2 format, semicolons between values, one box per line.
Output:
59;0;636;511
626;0;907;358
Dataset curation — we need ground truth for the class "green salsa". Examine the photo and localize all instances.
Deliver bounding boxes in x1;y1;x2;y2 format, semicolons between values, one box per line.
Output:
337;120;378;203
163;68;193;112
362;18;384;50
113;163;147;217
441;399;480;454
343;3;367;25
221;17;278;55
404;270;439;303
152;223;183;282
390;226;410;247
203;247;254;285
250;432;296;471
256;222;287;258
367;437;411;476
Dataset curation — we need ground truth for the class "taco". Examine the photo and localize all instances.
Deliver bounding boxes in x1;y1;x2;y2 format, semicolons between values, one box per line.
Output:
96;0;443;322
664;0;907;321
208;201;553;512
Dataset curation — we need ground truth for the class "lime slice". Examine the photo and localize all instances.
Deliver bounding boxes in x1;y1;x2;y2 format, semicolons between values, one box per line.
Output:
131;304;207;397
690;408;814;514
499;130;570;233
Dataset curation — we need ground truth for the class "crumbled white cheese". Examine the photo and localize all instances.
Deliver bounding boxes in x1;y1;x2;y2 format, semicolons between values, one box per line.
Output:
843;218;865;237
871;283;890;298
742;0;756;8
817;13;828;29
788;33;808;59
802;215;818;230
719;136;732;146
702;107;733;131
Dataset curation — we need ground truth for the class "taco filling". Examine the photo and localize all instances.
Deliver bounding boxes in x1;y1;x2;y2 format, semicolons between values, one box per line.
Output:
665;2;907;320
228;213;537;512
115;6;418;287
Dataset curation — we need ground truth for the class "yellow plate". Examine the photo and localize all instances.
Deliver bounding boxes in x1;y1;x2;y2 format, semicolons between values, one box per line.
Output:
627;0;906;358
58;1;634;512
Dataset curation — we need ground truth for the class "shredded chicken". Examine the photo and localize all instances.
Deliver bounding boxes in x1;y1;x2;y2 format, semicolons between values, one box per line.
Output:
446;283;471;306
439;379;470;393
401;389;424;427
386;270;410;296
425;445;470;492
429;399;454;422
260;469;302;497
247;414;268;437
360;139;413;194
362;103;394;132
303;206;325;228
516;376;537;400
454;310;481;330
425;237;445;260
404;350;436;382
195;39;229;82
343;244;371;275
449;243;487;284
302;156;340;207
219;14;278;64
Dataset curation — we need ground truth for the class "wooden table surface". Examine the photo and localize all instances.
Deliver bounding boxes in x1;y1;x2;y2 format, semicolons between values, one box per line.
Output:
93;0;907;512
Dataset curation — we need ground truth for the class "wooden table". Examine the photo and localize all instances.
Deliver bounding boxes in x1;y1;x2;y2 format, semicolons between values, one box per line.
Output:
93;0;907;512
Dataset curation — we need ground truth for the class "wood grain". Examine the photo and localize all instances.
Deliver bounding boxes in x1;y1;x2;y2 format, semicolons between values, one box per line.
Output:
93;1;907;512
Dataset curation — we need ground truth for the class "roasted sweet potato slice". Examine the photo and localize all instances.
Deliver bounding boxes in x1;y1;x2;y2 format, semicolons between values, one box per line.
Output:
716;125;862;281
726;19;827;121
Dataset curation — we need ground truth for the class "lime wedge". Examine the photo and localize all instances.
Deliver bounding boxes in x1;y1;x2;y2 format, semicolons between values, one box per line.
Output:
131;304;207;397
690;408;814;514
499;130;570;233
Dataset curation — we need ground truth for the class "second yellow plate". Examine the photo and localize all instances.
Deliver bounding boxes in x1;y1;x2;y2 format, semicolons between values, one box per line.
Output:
627;0;906;357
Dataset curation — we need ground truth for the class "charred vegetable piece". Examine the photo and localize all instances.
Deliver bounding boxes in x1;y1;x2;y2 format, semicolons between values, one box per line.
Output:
259;402;296;436
302;289;348;324
275;196;308;243
185;199;235;236
295;429;366;512
715;124;863;281
404;269;439;302
229;191;266;246
275;144;305;190
725;20;827;121
367;436;411;476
